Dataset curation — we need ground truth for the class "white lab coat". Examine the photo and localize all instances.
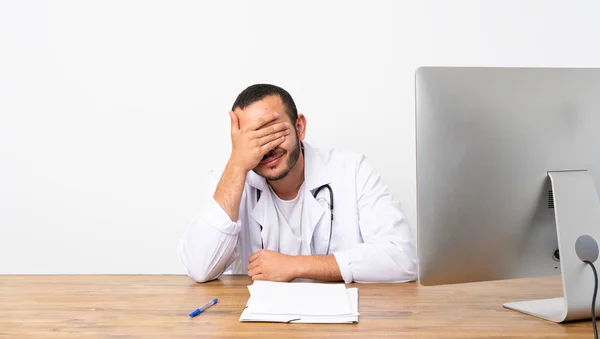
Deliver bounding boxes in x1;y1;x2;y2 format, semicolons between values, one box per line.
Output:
179;142;417;283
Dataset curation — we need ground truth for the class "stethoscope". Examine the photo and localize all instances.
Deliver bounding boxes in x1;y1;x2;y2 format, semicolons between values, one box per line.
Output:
256;183;334;254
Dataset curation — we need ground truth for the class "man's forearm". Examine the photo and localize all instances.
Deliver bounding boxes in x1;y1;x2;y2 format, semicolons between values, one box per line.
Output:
213;161;247;221
293;255;343;282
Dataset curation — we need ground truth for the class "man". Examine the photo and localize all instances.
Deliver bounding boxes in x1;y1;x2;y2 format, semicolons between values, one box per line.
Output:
179;84;417;283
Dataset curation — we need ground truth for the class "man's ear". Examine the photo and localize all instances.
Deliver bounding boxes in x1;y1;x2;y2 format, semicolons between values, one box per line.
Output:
296;114;307;141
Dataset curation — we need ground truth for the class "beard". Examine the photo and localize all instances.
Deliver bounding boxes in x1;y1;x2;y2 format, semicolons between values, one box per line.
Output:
253;139;302;181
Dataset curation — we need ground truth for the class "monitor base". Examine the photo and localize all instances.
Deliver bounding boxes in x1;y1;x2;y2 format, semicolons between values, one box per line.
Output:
503;170;600;322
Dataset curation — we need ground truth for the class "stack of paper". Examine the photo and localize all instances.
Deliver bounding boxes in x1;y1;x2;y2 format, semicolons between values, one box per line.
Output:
240;281;359;324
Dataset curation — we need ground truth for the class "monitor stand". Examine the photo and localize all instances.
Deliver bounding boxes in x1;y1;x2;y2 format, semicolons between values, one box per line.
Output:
503;170;600;322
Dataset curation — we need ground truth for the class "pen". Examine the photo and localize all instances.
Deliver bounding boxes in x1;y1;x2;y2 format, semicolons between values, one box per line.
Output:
189;298;218;317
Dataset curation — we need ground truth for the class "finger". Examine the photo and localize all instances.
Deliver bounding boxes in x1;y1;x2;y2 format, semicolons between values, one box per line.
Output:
249;250;262;263
258;129;290;146
251;274;265;281
247;266;260;277
247;112;279;131
247;259;260;272
254;122;290;139
260;136;286;154
229;111;240;133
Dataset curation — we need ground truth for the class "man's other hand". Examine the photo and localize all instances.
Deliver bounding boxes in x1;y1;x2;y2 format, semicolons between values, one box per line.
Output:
247;249;299;282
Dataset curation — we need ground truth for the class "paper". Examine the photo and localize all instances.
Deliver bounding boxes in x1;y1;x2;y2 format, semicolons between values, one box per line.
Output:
240;281;359;324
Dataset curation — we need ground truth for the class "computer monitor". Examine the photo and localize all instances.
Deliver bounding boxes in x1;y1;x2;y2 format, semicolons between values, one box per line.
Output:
415;66;600;322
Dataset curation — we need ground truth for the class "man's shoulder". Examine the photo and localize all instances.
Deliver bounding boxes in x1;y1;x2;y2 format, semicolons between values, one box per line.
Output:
311;144;367;166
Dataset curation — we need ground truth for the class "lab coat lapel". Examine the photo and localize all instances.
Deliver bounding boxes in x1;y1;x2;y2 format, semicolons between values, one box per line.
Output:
301;142;331;252
248;171;279;252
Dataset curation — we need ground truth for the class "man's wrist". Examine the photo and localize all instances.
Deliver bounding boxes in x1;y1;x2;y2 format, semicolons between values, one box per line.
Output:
291;255;308;279
225;158;250;176
290;255;343;282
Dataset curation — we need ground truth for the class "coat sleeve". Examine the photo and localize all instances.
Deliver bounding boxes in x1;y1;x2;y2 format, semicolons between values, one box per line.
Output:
178;169;244;283
332;155;417;283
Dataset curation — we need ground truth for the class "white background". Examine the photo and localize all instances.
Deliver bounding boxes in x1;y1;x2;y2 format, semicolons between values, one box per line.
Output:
1;0;599;274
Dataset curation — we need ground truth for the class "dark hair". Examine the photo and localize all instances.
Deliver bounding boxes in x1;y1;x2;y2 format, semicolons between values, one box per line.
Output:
231;84;298;124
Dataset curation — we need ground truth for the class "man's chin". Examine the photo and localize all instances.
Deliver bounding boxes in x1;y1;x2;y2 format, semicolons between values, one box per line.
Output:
253;166;289;181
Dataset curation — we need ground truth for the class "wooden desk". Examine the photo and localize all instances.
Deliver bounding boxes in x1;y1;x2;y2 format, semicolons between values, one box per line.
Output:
0;275;593;338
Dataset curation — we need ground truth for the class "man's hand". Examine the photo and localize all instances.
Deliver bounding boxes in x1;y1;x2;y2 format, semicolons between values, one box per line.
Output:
228;111;290;173
212;111;290;221
247;249;299;282
248;250;344;282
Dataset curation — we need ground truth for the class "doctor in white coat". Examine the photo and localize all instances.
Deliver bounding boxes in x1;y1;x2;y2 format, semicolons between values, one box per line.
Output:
179;84;417;283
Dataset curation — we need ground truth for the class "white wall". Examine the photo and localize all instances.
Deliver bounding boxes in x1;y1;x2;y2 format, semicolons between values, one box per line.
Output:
1;0;599;274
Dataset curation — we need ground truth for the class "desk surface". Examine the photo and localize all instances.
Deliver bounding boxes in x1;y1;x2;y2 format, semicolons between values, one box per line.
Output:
0;275;593;338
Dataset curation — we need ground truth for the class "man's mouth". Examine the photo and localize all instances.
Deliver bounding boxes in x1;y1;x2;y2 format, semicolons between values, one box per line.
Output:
260;149;285;166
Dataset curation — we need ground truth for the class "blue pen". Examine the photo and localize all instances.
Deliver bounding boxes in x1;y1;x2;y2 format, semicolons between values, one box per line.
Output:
189;298;218;317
